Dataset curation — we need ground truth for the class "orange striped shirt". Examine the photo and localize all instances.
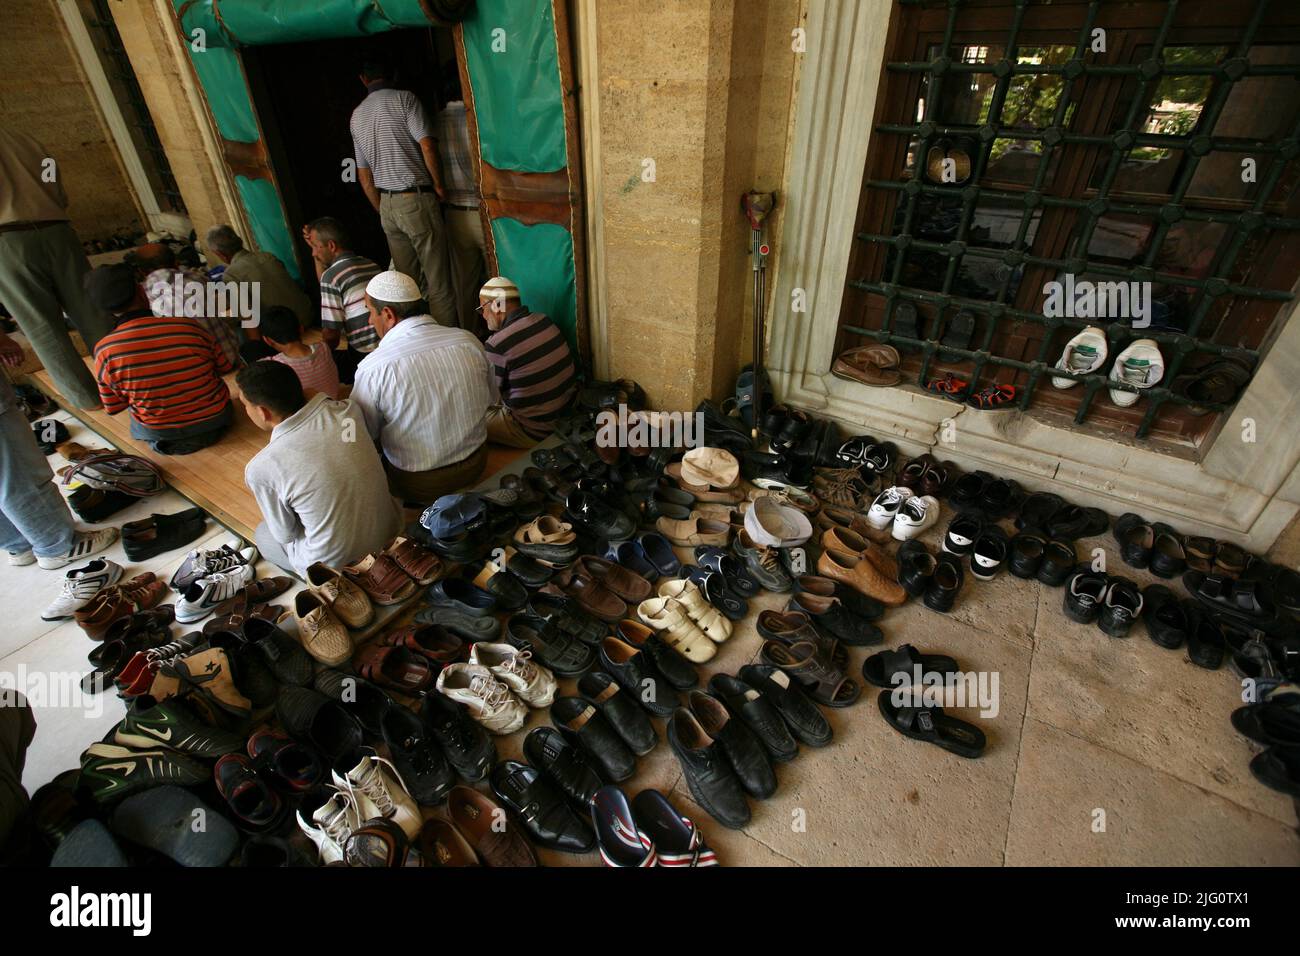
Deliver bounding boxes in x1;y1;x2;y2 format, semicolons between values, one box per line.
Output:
94;311;234;429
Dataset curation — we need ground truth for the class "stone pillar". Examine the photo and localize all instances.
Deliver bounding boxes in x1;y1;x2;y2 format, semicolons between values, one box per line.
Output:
584;0;801;412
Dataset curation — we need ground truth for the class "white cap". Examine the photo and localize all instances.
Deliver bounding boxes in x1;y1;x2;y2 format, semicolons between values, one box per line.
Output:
479;276;519;299
366;270;422;303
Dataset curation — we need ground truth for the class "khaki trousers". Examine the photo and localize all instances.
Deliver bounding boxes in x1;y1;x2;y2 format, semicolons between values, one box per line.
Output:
378;192;458;327
444;207;487;332
0;223;114;409
384;443;488;505
485;404;540;448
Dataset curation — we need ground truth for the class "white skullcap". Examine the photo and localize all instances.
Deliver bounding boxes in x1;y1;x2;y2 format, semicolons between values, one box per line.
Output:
479;276;519;299
366;270;422;302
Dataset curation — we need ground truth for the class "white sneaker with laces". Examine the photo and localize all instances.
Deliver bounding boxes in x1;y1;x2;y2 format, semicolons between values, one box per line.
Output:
1050;325;1108;389
41;558;124;621
299;788;361;864
469;642;556;708
36;527;120;571
169;541;258;591
436;663;527;735
174;563;257;623
331;751;422;840
1108;339;1164;407
866;486;915;530
891;495;940;541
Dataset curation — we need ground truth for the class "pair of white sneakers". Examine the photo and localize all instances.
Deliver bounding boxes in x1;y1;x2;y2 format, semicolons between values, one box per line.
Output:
436;643;557;735
1051;326;1165;407
867;486;940;541
298;751;421;864
173;543;259;624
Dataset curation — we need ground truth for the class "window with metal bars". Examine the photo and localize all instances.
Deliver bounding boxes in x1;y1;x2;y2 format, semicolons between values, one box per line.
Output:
80;0;187;216
835;0;1300;452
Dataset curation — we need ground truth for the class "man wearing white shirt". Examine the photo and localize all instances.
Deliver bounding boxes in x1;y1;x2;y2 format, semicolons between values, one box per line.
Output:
351;271;495;503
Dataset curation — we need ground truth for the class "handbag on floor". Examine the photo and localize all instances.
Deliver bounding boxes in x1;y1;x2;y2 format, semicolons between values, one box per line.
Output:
60;452;164;498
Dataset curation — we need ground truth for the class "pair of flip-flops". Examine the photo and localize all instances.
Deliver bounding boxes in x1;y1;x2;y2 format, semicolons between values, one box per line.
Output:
865;645;987;759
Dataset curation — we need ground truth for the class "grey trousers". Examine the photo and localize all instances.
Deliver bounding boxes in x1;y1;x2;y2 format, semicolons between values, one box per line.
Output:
379;191;458;327
255;521;296;576
0;223;114;409
445;207;487;332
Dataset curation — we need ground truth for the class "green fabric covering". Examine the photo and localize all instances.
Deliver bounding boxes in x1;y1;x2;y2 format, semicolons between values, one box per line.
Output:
207;0;433;46
491;218;577;352
461;0;566;173
235;177;301;281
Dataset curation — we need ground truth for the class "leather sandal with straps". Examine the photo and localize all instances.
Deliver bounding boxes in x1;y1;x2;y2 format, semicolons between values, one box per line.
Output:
210;577;294;620
381;624;466;664
756;608;848;671
353;644;437;694
385;536;445;586
344;553;418;606
759;640;860;708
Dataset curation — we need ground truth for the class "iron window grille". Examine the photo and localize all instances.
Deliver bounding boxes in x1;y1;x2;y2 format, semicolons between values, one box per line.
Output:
838;0;1300;444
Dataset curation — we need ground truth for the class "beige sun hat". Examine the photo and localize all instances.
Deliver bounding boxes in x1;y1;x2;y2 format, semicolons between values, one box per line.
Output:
680;447;740;489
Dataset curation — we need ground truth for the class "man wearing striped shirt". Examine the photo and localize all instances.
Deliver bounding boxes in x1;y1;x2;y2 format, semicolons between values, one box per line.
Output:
85;264;234;456
303;216;380;384
349;57;458;327
479;276;578;447
351;271;495;503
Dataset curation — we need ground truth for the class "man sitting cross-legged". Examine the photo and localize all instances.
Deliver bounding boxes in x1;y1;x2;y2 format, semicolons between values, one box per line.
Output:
238;361;401;576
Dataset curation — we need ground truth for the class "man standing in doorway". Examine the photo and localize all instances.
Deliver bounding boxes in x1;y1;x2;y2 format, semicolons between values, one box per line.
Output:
435;69;487;332
350;55;458;327
302;216;381;384
0;124;114;409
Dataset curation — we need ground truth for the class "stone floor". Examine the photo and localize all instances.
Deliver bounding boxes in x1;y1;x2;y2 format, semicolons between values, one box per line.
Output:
3;408;1297;865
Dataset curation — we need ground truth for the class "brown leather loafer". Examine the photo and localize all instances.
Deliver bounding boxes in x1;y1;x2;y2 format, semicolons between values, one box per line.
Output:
817;548;906;607
447;786;536;867
575;556;652;604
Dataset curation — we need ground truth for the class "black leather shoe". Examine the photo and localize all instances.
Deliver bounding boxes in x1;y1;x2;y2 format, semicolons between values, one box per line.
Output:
505;552;554;588
419;692;496;783
787;591;882;646
1048;504;1109;540
794;575;884;621
1114;512;1153;569
1185;603;1225;670
523;726;602;806
896;539;936;597
1098;577;1143;637
667;708;751;829
380;704;455;806
1064;568;1108;624
1037;539;1077;586
478;566;529;611
598;636;679;717
708;673;798;762
1143;584;1188;649
578;669;658;755
566;489;636;541
1148;523;1186;579
949;471;991;512
1007;532;1045;579
979;477;1022;518
426;578;498;617
970;525;1009;581
490;760;595;853
687;691;776;799
551;695;636;782
1016;492;1064;532
942;513;982;557
527;592;607;646
737;663;832;747
615;620;698;691
923;553;964;613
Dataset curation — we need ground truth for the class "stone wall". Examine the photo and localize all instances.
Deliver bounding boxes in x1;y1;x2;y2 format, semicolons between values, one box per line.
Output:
0;0;144;242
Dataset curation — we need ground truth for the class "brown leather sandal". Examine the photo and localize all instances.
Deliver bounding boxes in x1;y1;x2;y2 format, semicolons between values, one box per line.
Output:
384;536;445;586
353;643;436;693
210;577;294;619
381;624;466;664
344;553;418;605
760;639;860;707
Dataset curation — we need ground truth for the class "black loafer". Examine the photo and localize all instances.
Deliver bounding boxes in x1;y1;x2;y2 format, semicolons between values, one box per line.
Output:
1142;584;1189;649
478;567;529;612
598;636;679;717
970;525;1009;581
1148;524;1187;579
1114;512;1153;569
896;539;936;597
708;672;798;763
949;471;991;512
1184;603;1226;670
527;592;607;647
380;705;454;806
786;591;882;646
426;578;498;617
942;513;982;557
667;708;751;829
1016;492;1064;532
687;691;776;799
550;696;637;782
979;477;1022;518
924;554;964;613
1098;577;1143;637
615;620;698;691
490;760;595;853
275;687;363;764
523;726;602;806
1049;505;1109;540
578;669;658;756
737;663;832;748
505;552;553;588
1064;568;1108;624
1008;532;1045;579
420;693;496;783
314;668;393;738
1037;539;1077;586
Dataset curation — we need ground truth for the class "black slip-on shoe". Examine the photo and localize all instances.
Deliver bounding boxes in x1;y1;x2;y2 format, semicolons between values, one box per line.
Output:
1184;603;1226;670
598;636;679;717
313;668;393;738
896;538;936;598
1007;532;1045;580
1114;513;1154;569
524;726;603;806
1016;492;1064;533
551;695;637;782
490;760;595;853
667;708;751;830
737;663;832;748
923;553;964;613
614;619;698;692
709;672;798;763
578;669;658;756
1142;584;1188;649
687;691;776;800
275;687;364;764
1048;504;1109;541
1037;539;1077;587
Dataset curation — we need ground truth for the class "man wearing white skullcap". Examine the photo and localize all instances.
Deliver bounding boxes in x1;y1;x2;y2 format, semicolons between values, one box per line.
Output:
478;276;577;447
350;270;497;502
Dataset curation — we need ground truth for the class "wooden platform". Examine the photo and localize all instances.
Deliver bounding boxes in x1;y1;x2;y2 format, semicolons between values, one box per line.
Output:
28;358;525;542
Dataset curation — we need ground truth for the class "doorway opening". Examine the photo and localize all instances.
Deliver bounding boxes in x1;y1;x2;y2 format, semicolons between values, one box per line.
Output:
240;27;458;293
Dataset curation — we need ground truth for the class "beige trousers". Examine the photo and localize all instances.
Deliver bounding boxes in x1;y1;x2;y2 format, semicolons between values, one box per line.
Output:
379;191;458;327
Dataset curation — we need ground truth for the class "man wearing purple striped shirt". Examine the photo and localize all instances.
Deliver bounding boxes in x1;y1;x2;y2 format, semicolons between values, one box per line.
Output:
480;276;577;447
